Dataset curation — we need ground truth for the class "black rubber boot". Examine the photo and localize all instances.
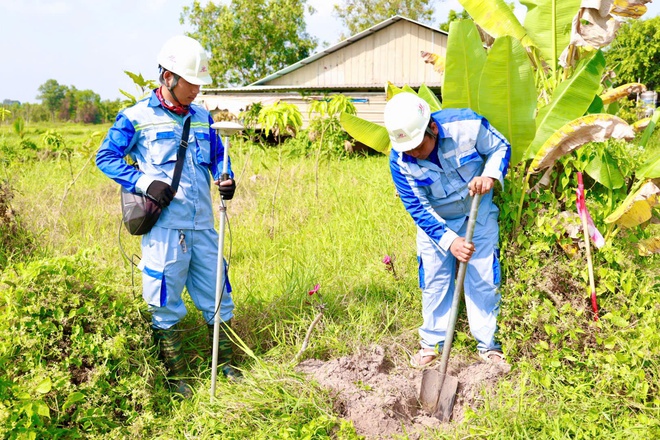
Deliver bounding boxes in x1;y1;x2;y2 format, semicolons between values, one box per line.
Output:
153;325;193;398
208;320;242;381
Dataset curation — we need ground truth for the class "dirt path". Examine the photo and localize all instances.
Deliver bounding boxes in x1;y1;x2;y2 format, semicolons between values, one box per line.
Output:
296;345;511;439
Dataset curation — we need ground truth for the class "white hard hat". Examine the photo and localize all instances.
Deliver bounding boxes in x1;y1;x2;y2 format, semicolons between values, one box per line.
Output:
384;92;431;152
157;35;212;86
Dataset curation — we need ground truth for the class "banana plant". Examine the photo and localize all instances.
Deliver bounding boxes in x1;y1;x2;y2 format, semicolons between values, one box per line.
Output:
456;0;537;51
340;0;655;234
599;82;646;104
442;19;487;110
604;179;660;228
258;101;303;139
519;0;583;72
529;114;635;172
525;50;607;160
477;35;537;166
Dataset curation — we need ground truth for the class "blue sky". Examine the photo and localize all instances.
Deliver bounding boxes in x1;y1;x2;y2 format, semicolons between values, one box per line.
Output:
1;0;659;104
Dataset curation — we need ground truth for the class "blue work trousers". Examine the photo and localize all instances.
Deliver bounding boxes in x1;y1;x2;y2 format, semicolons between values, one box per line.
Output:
417;211;501;352
139;227;234;330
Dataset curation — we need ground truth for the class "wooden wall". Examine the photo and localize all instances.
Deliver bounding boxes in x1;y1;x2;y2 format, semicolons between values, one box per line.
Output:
265;20;446;88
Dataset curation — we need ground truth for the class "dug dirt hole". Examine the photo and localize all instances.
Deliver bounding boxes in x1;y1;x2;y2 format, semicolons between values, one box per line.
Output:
296;345;511;439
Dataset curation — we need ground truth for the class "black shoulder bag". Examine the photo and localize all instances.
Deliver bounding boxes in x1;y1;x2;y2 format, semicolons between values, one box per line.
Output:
120;116;191;236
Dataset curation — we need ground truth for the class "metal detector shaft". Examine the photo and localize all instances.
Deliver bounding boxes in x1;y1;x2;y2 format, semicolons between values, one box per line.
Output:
210;134;231;399
437;193;482;382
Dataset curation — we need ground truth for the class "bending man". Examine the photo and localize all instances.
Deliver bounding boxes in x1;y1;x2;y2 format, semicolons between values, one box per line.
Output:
384;92;511;367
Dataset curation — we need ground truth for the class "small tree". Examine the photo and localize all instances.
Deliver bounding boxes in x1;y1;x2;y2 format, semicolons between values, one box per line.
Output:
182;0;318;86
333;0;438;38
308;94;357;198
37;79;68;122
258;101;303;237
606;16;660;91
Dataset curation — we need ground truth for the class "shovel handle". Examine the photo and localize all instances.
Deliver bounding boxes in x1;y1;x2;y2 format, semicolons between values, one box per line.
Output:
437;193;482;379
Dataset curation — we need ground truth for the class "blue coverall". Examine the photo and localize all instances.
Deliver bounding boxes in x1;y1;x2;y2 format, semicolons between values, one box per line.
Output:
96;90;234;330
389;108;511;352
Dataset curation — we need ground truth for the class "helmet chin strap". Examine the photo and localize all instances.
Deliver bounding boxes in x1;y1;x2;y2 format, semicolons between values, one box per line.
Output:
159;68;187;109
425;124;437;140
166;74;185;107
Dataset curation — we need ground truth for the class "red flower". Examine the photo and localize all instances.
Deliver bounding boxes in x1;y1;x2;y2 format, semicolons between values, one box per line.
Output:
308;284;320;296
382;254;397;278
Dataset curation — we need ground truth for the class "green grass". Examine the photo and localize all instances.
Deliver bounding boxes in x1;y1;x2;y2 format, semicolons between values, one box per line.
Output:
1;124;660;438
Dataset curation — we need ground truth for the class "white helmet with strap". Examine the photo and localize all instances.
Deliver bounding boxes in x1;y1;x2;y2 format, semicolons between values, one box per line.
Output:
157;35;212;86
383;92;431;152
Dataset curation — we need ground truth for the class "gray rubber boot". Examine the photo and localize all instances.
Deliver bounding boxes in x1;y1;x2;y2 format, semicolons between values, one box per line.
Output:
153;325;193;398
207;320;242;381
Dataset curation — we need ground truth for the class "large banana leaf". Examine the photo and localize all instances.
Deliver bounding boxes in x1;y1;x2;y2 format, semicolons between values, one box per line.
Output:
520;0;582;70
442;19;487;110
605;179;660;228
421;51;445;74
611;0;648;18
478;36;536;166
599;82;646;104
417;84;442;112
632;117;651;133
458;0;536;48
587;96;605;114
586;150;625;190
525;50;606;160
529;113;634;171
639;107;660;148
339;112;390;153
386;82;441;112
385;82;404;100
637;152;660;179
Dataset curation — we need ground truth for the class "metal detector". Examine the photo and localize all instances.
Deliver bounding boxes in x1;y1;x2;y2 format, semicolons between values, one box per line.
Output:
209;120;244;399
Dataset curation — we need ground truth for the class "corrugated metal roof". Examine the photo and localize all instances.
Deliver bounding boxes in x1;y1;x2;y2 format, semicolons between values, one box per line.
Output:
202;83;441;94
249;15;447;87
203;15;448;92
200;15;446;96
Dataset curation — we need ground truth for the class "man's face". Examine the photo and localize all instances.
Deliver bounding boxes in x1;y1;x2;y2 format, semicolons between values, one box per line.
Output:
172;76;201;106
164;71;201;106
404;122;437;160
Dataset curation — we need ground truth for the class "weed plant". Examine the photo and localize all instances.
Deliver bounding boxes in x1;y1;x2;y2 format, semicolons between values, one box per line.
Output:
1;124;659;438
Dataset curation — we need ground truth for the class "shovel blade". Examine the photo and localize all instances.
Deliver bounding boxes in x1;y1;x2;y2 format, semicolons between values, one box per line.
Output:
419;369;443;413
433;374;459;422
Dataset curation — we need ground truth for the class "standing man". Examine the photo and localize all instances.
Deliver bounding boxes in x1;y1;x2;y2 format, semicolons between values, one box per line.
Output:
384;92;511;367
96;35;240;396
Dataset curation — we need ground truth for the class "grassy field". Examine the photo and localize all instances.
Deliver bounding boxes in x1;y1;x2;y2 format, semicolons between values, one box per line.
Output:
1;123;659;439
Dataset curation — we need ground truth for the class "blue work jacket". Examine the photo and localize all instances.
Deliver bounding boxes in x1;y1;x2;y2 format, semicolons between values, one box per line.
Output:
96;90;233;230
389;108;511;251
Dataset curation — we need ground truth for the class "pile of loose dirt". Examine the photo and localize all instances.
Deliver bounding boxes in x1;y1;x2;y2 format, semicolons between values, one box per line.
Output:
296;345;511;439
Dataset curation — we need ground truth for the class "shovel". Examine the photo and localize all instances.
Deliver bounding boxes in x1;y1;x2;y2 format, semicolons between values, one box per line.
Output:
418;193;482;422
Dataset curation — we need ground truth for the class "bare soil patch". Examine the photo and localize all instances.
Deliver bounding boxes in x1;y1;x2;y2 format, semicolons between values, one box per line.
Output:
296;345;511;439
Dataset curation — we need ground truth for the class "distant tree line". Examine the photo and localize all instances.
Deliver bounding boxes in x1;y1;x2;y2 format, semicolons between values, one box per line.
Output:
3;3;655;126
0;79;123;125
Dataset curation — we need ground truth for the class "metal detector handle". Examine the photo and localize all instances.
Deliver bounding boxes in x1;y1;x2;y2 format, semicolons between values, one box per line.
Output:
437;193;482;379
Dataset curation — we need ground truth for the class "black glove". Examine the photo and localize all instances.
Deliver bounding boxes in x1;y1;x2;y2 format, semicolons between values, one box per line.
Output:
218;179;236;200
146;180;175;208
